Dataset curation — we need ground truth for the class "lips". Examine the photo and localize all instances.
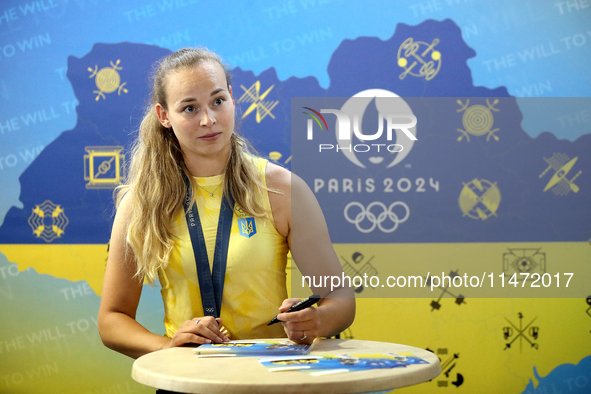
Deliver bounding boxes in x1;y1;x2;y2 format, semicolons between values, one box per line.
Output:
199;132;222;142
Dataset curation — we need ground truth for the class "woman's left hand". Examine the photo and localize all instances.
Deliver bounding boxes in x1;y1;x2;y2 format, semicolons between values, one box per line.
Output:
277;298;322;345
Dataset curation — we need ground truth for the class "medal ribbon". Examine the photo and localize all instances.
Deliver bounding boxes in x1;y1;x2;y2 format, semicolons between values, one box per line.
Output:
182;174;234;318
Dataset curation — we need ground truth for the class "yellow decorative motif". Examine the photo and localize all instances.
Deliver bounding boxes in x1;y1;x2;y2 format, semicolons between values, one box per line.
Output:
237;81;279;123
27;200;69;243
397;37;441;81
88;59;128;101
269;151;291;165
539;153;582;196
340;252;377;294
84;146;125;189
269;151;282;161
456;98;500;142
503;248;546;275
459;178;501;220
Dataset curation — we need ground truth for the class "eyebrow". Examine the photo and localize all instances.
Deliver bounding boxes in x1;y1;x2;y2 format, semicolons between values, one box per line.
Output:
178;88;227;104
210;87;226;96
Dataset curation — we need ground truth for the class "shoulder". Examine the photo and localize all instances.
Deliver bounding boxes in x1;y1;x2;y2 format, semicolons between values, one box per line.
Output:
265;162;319;238
108;191;137;266
265;161;311;197
265;161;291;194
265;163;290;237
111;191;134;236
265;163;301;238
115;189;136;218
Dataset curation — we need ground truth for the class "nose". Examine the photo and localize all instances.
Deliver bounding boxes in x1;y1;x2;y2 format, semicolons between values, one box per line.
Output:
200;108;216;127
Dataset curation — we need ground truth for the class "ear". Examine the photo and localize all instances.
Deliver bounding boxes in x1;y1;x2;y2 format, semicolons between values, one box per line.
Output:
228;85;235;106
155;103;171;128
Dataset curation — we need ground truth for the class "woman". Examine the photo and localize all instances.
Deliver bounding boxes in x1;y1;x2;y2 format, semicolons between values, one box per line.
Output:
98;48;355;359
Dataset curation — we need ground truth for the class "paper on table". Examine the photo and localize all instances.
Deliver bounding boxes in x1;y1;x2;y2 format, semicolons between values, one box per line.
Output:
193;339;314;357
259;353;428;375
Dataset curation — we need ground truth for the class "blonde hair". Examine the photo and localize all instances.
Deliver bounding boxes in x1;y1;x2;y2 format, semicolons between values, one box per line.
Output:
116;48;271;284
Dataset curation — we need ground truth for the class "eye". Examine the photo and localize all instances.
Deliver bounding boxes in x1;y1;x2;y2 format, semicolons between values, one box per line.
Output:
183;105;196;113
214;97;225;106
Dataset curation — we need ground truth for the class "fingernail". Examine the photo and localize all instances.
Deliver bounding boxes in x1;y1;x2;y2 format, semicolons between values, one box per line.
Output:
205;339;212;344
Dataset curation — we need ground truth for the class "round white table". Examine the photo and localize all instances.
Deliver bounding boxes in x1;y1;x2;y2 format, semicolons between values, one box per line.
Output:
132;339;440;393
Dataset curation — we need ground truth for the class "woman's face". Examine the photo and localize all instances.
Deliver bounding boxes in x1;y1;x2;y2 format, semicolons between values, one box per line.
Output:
156;61;235;162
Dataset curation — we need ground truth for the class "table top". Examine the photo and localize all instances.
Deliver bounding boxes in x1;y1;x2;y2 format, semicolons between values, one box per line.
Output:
132;339;441;394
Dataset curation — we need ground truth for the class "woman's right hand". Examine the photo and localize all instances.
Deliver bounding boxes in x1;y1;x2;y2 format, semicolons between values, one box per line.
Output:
168;317;230;348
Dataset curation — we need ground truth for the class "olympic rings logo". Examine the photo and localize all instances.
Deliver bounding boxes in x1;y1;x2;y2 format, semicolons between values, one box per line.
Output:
344;201;410;233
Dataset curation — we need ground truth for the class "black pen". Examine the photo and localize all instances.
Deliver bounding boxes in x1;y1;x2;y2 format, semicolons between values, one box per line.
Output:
268;294;321;326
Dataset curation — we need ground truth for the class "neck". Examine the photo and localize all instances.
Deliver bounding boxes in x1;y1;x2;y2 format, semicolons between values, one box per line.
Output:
184;147;231;177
